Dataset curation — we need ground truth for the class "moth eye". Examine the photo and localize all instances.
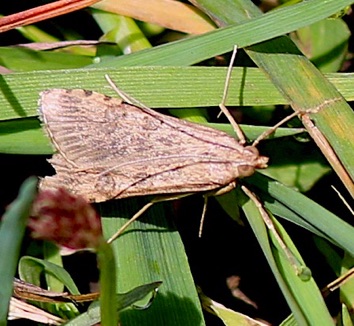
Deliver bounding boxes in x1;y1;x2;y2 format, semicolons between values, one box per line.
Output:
238;165;255;177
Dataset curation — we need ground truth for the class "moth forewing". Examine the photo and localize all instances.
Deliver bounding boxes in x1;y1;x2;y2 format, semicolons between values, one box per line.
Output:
39;45;308;279
39;89;268;203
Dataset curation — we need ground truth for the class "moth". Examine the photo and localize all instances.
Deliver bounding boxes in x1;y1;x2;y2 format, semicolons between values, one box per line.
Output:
39;47;305;273
38;89;268;204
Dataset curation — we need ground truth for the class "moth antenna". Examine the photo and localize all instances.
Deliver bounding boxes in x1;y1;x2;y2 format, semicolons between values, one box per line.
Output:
220;45;238;109
104;74;131;103
218;45;247;145
104;74;151;110
252;110;302;147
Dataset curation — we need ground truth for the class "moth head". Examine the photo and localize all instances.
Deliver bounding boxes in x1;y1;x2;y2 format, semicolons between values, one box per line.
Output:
237;146;268;177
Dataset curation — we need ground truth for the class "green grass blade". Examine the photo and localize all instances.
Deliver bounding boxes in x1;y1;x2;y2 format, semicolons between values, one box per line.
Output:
0;47;92;71
194;0;354;191
293;18;350;73
0;118;52;154
18;256;80;319
99;198;205;325
0;177;37;323
246;173;354;256
97;241;118;326
240;188;334;325
92;9;152;53
90;0;353;67
18;256;80;295
1;67;352;155
0;117;303;155
66;282;162;326
1;68;354;120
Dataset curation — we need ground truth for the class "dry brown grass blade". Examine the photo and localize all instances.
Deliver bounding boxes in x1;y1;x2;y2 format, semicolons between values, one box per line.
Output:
301;114;354;197
93;0;215;34
8;298;63;324
0;0;102;33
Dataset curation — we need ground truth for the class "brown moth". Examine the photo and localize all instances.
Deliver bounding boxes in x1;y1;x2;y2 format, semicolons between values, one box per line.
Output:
38;46;305;272
38;89;268;203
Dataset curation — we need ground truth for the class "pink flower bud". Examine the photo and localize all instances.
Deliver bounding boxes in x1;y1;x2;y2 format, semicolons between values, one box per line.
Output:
29;188;102;250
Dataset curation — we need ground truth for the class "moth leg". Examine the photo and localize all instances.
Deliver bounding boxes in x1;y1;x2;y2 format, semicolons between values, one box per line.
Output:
241;185;306;276
106;193;192;244
198;196;208;238
219;45;247;145
106;201;155;244
199;182;237;237
209;182;237;197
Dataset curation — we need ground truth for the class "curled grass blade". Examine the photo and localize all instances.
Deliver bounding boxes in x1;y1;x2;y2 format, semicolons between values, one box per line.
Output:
65;282;162;326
